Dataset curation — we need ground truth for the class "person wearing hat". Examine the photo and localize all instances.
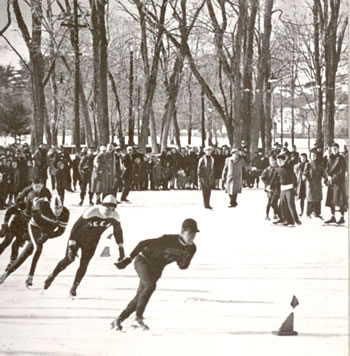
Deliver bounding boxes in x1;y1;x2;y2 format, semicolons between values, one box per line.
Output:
197;146;215;209
222;148;247;207
324;142;347;224
120;146;134;202
303;149;325;218
43;194;125;297
112;218;198;331
90;145;108;205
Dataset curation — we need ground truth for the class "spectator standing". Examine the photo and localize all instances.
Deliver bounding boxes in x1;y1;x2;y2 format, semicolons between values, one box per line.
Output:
197;146;215;209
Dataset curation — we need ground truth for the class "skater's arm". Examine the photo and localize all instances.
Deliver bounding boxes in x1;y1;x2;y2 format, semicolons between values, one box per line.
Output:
111;219;125;260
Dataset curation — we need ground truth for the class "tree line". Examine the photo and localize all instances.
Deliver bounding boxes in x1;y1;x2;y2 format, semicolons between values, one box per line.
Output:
0;0;347;152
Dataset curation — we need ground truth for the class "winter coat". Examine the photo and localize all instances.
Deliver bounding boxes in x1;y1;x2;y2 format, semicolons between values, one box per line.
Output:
222;156;246;194
91;153;108;194
294;161;308;199
325;153;347;208
303;160;324;202
197;155;215;189
104;151;116;194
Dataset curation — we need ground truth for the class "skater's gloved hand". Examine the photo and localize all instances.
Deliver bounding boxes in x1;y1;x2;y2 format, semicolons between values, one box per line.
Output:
114;257;132;269
118;246;125;261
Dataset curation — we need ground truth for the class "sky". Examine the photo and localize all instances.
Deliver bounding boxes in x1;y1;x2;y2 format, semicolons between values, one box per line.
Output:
0;0;324;69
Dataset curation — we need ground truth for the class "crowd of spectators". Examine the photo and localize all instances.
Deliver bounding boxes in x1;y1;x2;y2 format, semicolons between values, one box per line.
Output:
0;139;347;210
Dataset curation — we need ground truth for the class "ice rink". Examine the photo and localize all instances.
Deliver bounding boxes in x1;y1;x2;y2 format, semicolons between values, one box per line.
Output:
0;188;348;356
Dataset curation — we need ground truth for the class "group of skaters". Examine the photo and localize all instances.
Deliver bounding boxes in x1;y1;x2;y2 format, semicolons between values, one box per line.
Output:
0;172;198;329
0;138;347;330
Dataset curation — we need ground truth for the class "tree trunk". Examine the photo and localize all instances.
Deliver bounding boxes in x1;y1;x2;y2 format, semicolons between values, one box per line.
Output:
128;50;134;146
150;108;158;153
173;109;181;148
91;0;109;146
251;0;274;154
241;0;258;145
265;80;272;153
159;56;184;152
13;0;47;149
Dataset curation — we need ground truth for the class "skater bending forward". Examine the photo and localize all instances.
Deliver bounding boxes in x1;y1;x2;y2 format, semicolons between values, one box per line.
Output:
44;195;125;297
112;218;198;331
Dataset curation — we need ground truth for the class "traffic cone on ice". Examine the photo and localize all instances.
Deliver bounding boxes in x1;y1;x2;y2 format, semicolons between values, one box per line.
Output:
272;295;299;336
100;234;113;257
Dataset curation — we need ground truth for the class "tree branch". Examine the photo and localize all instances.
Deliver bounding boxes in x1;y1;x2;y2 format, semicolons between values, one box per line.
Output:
0;0;11;37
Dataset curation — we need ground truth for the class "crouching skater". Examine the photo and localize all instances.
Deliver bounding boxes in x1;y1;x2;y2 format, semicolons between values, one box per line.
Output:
112;218;198;331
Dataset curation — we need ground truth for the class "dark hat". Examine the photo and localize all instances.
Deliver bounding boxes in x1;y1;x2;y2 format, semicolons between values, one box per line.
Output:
331;142;339;148
182;218;199;232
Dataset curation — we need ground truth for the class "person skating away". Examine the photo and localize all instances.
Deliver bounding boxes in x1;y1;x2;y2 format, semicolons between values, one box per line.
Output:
261;155;280;221
303;149;325;219
198;147;215;209
324;142;347;225
221;148;247;208
111;218;198;331
43;195;125;297
269;154;301;226
0;195;69;287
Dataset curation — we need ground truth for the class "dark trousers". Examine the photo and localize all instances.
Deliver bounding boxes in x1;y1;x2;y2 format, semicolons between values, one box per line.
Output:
49;237;100;287
119;255;162;321
201;186;211;208
121;178;132;201
306;201;321;216
0;214;28;261
80;173;93;201
280;189;299;224
7;224;46;278
266;191;280;217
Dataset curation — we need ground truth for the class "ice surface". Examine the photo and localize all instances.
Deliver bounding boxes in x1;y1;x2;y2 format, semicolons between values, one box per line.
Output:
0;188;348;356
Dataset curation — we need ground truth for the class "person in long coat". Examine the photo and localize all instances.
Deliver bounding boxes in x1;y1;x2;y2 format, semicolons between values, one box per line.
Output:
294;153;308;217
222;148;246;208
303;149;325;219
104;144;116;197
90;145;108;204
324;142;347;224
197;146;215;209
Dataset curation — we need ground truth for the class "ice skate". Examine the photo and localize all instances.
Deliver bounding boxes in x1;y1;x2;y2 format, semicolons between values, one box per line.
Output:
0;271;9;284
111;318;123;331
69;283;78;298
132;317;149;330
25;275;33;288
44;274;55;290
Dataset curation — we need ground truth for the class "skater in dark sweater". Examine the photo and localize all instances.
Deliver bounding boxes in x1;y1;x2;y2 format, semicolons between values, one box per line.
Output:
112;218;198;330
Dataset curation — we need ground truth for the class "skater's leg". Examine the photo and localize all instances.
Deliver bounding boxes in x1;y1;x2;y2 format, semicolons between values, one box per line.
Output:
70;243;97;295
